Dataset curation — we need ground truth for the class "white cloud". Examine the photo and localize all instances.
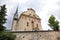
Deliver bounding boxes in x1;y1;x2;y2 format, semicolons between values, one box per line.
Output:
18;0;29;4
0;0;60;30
36;0;59;30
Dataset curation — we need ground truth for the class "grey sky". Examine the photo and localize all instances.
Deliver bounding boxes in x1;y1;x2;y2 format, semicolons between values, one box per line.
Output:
0;0;60;30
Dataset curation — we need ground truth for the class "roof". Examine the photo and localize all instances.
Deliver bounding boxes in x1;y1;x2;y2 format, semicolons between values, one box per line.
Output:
13;7;18;20
21;8;40;19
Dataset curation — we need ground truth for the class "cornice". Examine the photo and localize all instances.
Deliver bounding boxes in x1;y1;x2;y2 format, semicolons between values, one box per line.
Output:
11;30;59;33
18;14;41;21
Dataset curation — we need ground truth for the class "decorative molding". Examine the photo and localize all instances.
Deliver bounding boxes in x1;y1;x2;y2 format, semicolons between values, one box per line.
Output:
11;30;58;33
19;14;41;21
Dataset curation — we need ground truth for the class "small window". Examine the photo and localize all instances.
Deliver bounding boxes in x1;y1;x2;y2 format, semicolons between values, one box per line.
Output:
40;35;41;37
32;21;34;27
33;15;35;16
57;37;60;40
27;22;29;26
37;24;38;27
29;14;31;16
23;36;25;38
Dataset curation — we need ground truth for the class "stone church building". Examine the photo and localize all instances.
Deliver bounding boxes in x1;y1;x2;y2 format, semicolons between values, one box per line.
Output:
11;8;60;40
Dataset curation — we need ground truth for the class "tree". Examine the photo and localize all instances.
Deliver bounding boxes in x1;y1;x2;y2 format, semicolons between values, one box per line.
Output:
0;4;16;40
0;4;7;31
0;31;16;40
48;15;59;31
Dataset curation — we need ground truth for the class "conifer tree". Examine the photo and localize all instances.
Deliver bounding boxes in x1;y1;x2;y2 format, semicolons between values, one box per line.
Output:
0;4;7;31
0;4;16;40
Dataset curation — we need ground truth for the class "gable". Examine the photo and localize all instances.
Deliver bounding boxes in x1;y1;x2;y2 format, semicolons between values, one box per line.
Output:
21;8;40;19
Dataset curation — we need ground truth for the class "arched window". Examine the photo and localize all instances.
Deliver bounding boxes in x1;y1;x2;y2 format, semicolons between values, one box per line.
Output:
31;21;34;27
27;22;29;27
23;36;25;38
37;24;38;27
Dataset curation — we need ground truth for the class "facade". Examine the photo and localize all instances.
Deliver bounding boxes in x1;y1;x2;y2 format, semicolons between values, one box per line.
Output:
12;8;42;31
11;8;60;40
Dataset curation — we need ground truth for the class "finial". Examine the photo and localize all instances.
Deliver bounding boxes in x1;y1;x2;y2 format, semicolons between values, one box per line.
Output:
27;8;35;12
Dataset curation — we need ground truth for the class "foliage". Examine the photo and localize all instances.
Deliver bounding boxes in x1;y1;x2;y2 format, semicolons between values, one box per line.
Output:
0;4;7;31
0;4;16;40
48;15;59;31
0;31;16;40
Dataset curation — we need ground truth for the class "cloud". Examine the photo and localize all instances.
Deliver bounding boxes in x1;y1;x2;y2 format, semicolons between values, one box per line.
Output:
18;0;29;4
0;0;18;29
0;0;60;30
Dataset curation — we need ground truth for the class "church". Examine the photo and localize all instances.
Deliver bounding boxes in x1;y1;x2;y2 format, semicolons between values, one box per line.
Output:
11;8;60;40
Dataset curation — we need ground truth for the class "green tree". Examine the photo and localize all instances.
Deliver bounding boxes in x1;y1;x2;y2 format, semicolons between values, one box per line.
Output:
0;4;16;40
48;15;59;31
0;31;16;40
0;4;7;31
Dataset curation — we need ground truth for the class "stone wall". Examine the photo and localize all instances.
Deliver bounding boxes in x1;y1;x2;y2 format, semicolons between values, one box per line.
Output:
12;31;60;40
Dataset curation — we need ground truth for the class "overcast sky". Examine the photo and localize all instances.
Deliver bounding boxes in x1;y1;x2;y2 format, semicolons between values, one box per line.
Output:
0;0;60;30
